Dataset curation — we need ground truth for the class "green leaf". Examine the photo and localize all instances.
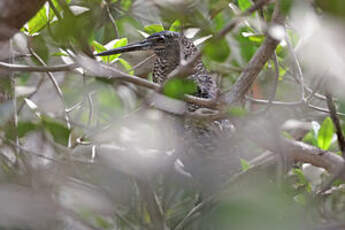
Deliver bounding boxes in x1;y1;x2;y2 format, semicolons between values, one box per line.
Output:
294;194;306;206
278;66;287;80
317;117;334;150
238;0;251;11
228;107;247;117
204;38;230;62
292;168;308;185
213;12;225;32
27;6;48;34
92;40;107;53
92;41;109;62
240;158;251;172
108;38;128;61
169;20;181;32
118;58;134;75
315;0;345;18
235;28;261;62
51;52;69;57
144;24;165;35
163;78;198;99
280;0;294;15
302;131;318;147
42;116;70;146
114;38;128;49
121;0;132;11
94;216;113;229
31;35;49;63
5;122;38;140
247;34;265;43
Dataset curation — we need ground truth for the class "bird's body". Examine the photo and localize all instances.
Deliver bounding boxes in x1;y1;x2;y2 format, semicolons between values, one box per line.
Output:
97;31;235;194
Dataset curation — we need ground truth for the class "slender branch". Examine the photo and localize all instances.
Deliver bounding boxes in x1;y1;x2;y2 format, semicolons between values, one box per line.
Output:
18;76;45;113
223;3;284;105
0;61;78;72
30;49;72;130
325;91;345;156
307;104;345;117
305;76;326;103
285;68;328;101
285;31;305;101
9;40;20;156
136;179;168;230
264;51;280;112
105;0;119;38
130;54;155;72
318;90;345;193
246;96;345;117
246;96;302;106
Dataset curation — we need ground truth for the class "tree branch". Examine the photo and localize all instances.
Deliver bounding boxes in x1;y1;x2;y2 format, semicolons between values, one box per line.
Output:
0;61;78;72
223;2;285;105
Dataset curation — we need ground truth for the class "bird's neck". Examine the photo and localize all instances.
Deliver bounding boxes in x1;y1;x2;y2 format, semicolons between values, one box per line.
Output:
152;36;207;84
152;47;180;84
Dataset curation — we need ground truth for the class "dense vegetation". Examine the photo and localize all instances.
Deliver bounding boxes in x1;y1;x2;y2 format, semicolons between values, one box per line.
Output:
1;0;345;229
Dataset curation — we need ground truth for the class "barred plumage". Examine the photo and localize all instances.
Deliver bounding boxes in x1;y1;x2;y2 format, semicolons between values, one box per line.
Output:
97;31;236;195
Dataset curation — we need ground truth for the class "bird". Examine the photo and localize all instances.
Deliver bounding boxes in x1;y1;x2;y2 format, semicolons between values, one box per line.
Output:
96;31;218;100
96;31;236;195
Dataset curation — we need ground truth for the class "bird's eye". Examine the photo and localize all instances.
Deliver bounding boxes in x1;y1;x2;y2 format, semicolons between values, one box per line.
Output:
156;36;165;42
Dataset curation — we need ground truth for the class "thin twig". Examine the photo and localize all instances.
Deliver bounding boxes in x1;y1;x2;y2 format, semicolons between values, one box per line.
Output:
0;61;78;72
245;96;302;106
325;91;345;156
130;54;155;71
30;49;72;130
318;90;345;193
136;179;167;230
305;76;326;103
307;104;345;117
285;68;327;101
48;0;62;20
17;76;45;113
87;91;95;127
264;51;280;112
105;0;119;38
9;39;19;156
285;32;305;101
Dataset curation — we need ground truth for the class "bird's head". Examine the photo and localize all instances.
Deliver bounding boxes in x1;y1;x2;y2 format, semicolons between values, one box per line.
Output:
95;31;180;57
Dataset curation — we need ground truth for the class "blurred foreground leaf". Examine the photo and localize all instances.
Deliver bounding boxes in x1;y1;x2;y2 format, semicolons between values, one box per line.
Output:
5;122;38;140
163;78;197;99
204;38;230;62
279;0;294;15
240;158;251;172
317;117;334;150
315;0;345;18
42;116;70;146
228;107;247;117
169;20;181;32
27;6;48;34
144;24;165;34
118;58;134;75
238;0;251;11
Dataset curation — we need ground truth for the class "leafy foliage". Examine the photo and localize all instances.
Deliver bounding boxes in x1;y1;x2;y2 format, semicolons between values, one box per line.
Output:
317;117;334;150
1;0;345;229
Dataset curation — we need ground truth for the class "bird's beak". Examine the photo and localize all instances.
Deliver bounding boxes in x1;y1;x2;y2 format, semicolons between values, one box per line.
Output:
95;40;153;56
